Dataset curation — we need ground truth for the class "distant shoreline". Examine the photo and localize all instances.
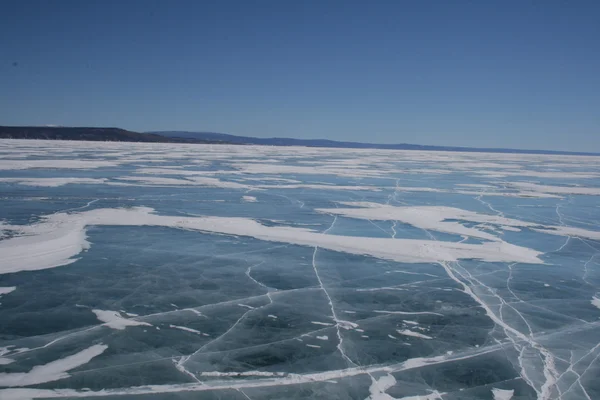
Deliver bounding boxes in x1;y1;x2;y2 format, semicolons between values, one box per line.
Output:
2;126;598;157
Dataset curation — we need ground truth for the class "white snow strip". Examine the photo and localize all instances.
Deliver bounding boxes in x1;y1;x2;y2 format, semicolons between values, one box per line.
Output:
311;321;334;326
0;347;15;366
113;176;252;189
509;182;600;196
241;196;257;203
257;183;381;191
0;160;119;171
316;336;329;341
184;308;204;316
402;320;419;325
0;207;544;276
0;344;107;387
374;310;443;316
169;325;202;334
92;310;151;330
591;296;600;310
200;371;284;377
231;162;391;178
0;178;107;187
123;312;139;317
337;320;359;330
317;202;600;241
396;329;433;340
267;314;277;319
306;344;321;348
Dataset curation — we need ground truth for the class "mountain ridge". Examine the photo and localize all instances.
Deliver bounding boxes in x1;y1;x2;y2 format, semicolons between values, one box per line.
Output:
149;130;600;156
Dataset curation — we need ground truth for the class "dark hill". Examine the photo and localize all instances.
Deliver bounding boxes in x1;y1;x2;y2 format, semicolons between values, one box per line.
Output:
0;126;228;143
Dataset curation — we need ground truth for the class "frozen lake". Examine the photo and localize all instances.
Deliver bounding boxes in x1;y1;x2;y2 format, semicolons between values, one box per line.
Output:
1;139;600;400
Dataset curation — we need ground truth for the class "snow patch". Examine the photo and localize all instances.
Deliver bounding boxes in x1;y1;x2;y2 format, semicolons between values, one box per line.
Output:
492;388;514;400
0;287;16;296
92;310;152;330
366;374;396;400
311;321;334;326
396;329;432;340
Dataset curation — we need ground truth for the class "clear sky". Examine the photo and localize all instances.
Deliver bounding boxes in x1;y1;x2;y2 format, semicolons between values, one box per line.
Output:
1;1;599;151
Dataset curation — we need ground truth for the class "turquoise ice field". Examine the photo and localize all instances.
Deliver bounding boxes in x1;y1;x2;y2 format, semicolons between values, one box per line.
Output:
1;139;600;400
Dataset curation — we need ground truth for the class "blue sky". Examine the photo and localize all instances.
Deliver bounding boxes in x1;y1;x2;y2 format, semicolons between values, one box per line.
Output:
1;1;599;151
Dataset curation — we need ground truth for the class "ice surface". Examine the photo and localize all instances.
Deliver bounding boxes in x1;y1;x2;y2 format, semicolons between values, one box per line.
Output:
1;139;600;399
0;344;107;387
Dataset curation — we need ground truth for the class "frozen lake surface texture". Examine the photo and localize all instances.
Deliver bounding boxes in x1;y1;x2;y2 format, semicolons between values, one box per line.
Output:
1;139;600;400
